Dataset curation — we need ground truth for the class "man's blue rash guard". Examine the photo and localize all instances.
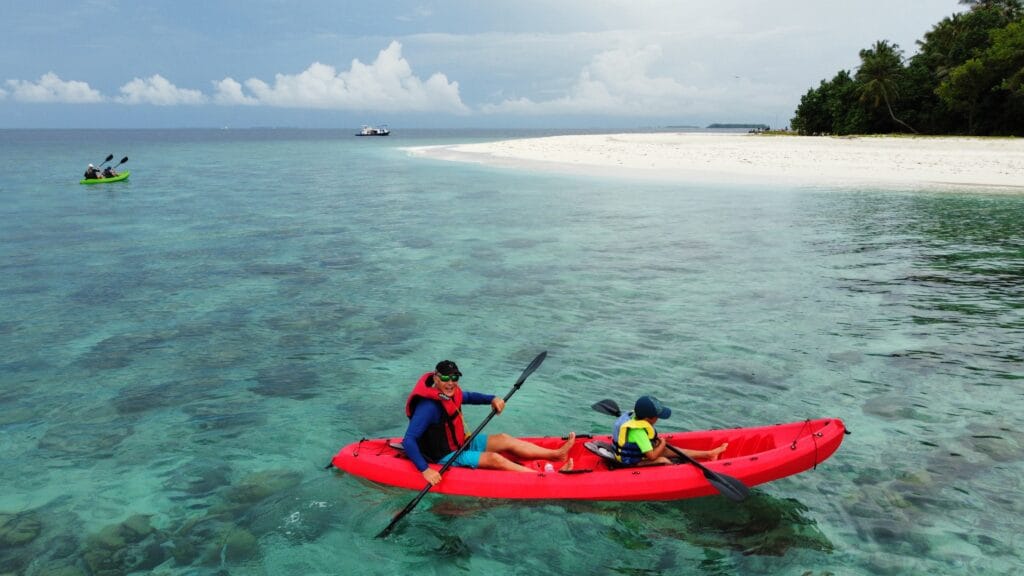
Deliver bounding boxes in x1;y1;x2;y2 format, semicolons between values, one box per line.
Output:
403;391;495;472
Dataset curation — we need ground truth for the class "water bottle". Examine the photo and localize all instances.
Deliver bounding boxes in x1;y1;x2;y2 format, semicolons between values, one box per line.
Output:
543;463;554;473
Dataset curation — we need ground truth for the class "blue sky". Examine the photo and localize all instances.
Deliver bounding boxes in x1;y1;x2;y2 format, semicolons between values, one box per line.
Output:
1;1;963;129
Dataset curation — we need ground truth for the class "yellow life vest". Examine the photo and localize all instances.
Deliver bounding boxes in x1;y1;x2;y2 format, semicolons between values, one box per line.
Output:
613;414;656;464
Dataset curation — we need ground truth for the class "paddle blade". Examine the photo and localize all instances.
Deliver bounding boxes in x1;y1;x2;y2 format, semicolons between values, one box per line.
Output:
514;351;547;388
591;399;622;417
702;470;750;502
119;156;129;164
375;512;403;538
106;154;114;161
667;445;750;502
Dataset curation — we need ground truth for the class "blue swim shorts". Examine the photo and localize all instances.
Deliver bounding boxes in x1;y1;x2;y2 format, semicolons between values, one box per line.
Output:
438;434;489;468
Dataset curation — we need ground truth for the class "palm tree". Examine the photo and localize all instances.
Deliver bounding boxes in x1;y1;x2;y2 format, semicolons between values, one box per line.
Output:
856;41;919;134
958;0;1023;19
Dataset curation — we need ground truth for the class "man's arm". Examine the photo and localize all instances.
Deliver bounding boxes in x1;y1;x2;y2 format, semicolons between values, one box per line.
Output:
627;428;664;461
461;391;496;405
402;402;439;472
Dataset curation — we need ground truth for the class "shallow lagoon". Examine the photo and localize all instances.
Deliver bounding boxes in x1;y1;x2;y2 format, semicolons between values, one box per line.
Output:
1;129;1022;574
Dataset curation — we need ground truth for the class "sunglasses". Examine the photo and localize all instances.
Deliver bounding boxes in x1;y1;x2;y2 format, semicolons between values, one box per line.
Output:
437;373;460;382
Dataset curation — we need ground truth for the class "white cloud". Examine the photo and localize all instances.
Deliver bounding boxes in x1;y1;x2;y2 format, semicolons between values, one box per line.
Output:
395;7;433;22
221;41;468;113
212;78;258;105
116;75;206;105
4;72;104;103
483;45;700;116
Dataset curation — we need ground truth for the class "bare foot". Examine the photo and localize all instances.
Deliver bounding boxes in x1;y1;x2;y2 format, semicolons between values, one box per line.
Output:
559;457;574;472
554;432;576;460
708;442;728;461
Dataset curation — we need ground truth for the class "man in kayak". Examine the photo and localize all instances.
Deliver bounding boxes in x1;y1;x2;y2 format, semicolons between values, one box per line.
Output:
403;359;574;485
613;395;727;466
83;164;100;179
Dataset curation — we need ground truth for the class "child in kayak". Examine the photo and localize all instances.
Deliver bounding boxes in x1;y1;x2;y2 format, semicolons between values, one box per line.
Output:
613;395;727;466
403;359;574;485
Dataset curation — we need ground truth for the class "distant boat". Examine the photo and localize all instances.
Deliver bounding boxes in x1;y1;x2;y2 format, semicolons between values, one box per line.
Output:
356;124;390;136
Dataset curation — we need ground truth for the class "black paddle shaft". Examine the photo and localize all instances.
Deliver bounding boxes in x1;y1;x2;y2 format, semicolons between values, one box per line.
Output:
590;398;749;502
375;351;548;538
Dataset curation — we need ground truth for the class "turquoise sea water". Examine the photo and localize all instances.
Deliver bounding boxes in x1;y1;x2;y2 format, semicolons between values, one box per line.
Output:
1;128;1022;575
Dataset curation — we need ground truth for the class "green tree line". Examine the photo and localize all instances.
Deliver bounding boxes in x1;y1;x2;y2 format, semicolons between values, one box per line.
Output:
791;0;1024;136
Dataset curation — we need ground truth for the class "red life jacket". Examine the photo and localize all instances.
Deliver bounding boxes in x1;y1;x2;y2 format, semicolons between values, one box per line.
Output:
405;372;467;461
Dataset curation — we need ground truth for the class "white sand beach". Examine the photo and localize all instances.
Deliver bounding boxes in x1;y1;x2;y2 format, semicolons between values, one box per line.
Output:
409;132;1024;191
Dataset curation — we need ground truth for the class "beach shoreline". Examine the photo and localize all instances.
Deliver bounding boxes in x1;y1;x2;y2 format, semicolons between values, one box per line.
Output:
407;132;1024;192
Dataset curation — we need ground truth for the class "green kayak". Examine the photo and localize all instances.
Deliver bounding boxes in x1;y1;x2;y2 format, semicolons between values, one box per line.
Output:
80;171;130;185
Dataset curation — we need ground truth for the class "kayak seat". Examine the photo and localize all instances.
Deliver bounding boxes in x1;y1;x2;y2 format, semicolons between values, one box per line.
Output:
584;441;626;469
387;441;410;460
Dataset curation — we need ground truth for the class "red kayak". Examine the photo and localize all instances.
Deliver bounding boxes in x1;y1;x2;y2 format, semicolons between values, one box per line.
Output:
331;418;845;501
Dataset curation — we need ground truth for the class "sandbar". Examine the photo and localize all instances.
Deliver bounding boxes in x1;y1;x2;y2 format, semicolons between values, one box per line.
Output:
407;132;1024;192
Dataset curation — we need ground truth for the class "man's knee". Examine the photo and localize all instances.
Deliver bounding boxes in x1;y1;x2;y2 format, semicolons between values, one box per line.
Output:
478;451;505;468
486;432;512;449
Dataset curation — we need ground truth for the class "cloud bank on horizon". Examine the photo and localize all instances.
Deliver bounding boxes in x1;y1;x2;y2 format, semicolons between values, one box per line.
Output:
3;43;467;112
0;1;963;127
2;41;694;117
